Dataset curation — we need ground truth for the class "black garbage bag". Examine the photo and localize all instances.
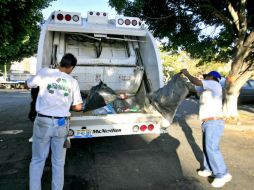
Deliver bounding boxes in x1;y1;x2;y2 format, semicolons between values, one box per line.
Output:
148;73;189;124
28;87;39;122
84;81;117;112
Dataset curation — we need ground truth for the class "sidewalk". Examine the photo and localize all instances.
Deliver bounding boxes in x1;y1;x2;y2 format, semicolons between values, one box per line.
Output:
180;99;254;132
181;105;254;132
225;108;254;131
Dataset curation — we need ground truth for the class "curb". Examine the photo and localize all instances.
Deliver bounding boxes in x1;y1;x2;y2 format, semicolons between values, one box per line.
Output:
225;123;254;132
183;114;254;132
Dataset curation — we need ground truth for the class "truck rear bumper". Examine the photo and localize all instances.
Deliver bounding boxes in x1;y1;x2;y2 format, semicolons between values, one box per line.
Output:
69;113;167;139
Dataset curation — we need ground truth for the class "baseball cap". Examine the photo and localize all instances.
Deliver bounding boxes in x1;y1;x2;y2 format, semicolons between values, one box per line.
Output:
203;71;221;80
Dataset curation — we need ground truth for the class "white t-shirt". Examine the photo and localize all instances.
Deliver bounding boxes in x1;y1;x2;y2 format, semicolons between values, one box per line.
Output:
26;68;83;117
195;80;223;120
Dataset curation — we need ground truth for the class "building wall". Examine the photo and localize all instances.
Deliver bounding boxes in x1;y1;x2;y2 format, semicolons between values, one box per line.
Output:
10;56;37;75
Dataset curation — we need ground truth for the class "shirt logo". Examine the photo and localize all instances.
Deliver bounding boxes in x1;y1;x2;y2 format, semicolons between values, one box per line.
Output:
47;78;71;96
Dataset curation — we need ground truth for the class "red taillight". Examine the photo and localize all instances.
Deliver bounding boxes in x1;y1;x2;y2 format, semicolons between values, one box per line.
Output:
132;20;137;26
148;124;154;131
57;13;64;20
65;14;71;21
140;125;147;132
125;19;130;25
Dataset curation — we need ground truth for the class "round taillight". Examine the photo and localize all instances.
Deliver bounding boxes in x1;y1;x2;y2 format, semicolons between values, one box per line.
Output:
96;12;100;16
140;125;147;132
139;21;142;26
57;13;64;21
65;14;71;21
148;124;154;131
132;20;137;26
133;125;139;132
125;19;131;25
118;18;124;25
103;12;107;16
72;15;79;22
89;11;93;15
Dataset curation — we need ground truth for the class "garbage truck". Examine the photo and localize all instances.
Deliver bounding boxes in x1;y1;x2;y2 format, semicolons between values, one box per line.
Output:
36;10;167;139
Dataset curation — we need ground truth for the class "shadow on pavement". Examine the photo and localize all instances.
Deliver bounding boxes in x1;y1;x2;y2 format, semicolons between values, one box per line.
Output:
0;91;207;189
60;133;205;190
177;118;203;169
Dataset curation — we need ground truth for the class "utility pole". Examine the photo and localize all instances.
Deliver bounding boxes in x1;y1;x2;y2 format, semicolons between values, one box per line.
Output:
4;64;7;80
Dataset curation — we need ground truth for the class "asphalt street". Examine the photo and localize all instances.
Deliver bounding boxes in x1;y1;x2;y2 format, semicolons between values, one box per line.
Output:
0;89;253;190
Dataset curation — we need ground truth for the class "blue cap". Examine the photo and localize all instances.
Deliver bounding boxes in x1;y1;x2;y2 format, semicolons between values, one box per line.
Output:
207;71;221;80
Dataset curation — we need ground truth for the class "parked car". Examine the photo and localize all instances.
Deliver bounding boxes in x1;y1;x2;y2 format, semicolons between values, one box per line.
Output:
220;78;254;104
187;77;254;104
239;79;254;103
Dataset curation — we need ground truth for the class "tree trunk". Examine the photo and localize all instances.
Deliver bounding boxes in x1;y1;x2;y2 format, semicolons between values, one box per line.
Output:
222;92;239;118
222;58;253;118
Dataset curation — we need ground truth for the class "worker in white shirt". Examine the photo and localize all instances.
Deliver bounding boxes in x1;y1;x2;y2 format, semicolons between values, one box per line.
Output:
26;53;83;190
181;69;232;188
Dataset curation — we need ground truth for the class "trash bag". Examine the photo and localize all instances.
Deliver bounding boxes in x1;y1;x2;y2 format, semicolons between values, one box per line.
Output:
112;99;130;113
28;87;39;122
148;73;189;124
92;104;116;115
84;81;117;112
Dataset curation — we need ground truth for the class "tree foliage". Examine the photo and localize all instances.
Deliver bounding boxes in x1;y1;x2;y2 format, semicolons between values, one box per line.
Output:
109;0;254;65
161;51;229;82
0;0;55;66
110;0;254;117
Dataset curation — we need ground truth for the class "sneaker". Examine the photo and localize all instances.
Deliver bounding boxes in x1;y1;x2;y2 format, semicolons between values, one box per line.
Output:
211;173;232;188
197;170;212;177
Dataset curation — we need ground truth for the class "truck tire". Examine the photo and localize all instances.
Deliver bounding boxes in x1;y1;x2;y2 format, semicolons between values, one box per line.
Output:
15;84;21;89
4;84;11;89
20;84;25;89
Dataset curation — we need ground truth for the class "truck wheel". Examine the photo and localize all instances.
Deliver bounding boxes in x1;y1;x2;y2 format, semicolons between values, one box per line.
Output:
20;84;25;89
4;84;11;89
15;84;21;89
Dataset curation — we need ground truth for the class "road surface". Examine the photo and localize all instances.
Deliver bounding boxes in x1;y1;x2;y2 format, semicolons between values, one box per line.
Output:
0;90;253;190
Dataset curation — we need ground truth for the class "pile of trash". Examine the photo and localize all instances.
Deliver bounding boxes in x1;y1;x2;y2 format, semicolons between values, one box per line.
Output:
27;74;189;127
83;81;118;112
83;81;141;115
83;74;189;125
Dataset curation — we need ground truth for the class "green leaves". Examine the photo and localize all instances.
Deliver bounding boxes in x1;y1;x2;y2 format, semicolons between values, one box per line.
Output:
109;0;254;64
0;0;55;65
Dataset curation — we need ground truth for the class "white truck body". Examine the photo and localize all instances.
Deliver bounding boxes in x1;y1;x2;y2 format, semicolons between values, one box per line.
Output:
37;11;166;138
